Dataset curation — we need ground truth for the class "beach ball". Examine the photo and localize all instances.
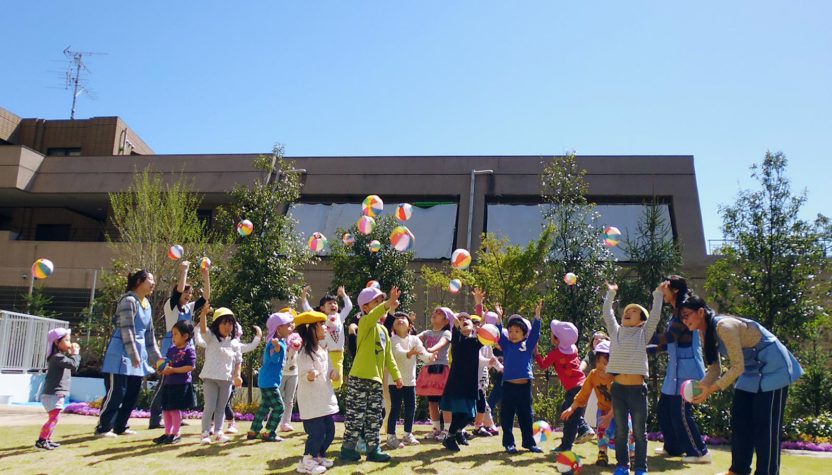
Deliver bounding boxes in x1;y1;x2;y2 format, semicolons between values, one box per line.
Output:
199;257;212;270
477;323;500;346
156;358;170;372
603;226;622;247
396;203;413;222
680;379;703;403
449;279;462;294
168;244;184;261
357;215;376;235
368;240;382;252
366;280;381;289
308;232;328;253
563;272;578;286
390;226;415;252
237;219;254;237
362;194;384;217
533;420;553;444
342;233;355;246
287;332;302;350
451;248;472;270
555;450;583;474
31;258;54;280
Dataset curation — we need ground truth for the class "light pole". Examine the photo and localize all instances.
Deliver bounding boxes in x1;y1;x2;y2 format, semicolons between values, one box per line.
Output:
466;169;494;251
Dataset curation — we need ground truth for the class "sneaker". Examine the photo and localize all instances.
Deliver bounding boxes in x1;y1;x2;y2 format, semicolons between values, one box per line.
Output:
461;429;472;440
95;431;118;438
215;433;230;444
119;429;137;435
247;431;259;440
148;423;163;430
35;439;54;450
152;434;170;444
339;446;361;462
226;423;238;434
550;445;566;454
201;435;212;444
613;467;631;475
262;431;283;442
575;428;596;444
386;435;404;449
167;435;181;444
505;445;518;454
402;433;420;445
681;452;712;464
442;436;460;452
279;422;294;432
475;426;492;437
487;425;500;436
366;446;392;462
436;430;448;441
526;446;543;453
654;447;669;456
296;456;327;474
46;440;61;448
315;457;334;468
423;428;441;440
455;432;469;446
595;451;609;466
635;471;648;475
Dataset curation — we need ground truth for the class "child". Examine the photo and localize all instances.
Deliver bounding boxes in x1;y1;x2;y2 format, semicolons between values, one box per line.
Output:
415;307;453;440
222;322;262;434
387;311;433;448
153;320;197;444
277;307;300;432
248;311;294;442
472;313;503;437
439;312;485;452
535;318;594;452
295;310;340;474
494;299;543;454
36;328;80;450
195;306;244;444
579;331;610;427
340;286;403;463
301;285;352;389
602;281;664;475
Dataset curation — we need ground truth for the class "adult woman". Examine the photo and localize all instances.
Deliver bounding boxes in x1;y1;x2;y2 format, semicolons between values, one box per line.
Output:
680;295;803;475
95;269;162;437
650;275;710;463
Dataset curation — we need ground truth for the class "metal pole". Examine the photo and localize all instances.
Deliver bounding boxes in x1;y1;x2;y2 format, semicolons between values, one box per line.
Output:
466;170;494;251
27;274;35;312
87;269;97;341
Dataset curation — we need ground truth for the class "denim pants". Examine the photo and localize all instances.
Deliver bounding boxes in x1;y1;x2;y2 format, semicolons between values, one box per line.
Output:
657;393;707;457
559;385;587;450
611;382;648;472
500;381;535;449
730;386;788;475
388;385;416;434
303;414;335;457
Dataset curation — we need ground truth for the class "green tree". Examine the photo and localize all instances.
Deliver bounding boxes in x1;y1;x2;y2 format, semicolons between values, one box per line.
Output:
22;285;59;319
705;151;831;345
541;154;618;342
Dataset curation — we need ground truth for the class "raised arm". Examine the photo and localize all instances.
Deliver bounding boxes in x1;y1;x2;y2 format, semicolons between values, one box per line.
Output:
176;261;189;294
200;263;211;302
194;303;210;348
300;285;313;312
643;285;665;342
602;282;620;335
240;326;262;353
338;286;353;319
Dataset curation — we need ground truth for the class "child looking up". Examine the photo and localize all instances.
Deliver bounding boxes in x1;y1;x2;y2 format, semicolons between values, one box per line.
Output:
340;286;403;463
472;313;502;437
602;281;664;475
415;307;453;440
248;311;294;442
301;285;352;389
494;299;543;454
387;312;433;449
153;320;197;445
36;328;80;450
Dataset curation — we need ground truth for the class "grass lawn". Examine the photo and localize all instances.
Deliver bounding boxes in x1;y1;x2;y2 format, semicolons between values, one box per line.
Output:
0;417;825;474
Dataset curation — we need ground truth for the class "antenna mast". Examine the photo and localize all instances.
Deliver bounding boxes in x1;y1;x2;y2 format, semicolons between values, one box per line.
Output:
63;46;106;119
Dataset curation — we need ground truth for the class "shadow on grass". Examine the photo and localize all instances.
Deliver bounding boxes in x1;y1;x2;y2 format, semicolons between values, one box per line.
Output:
86;442;185;464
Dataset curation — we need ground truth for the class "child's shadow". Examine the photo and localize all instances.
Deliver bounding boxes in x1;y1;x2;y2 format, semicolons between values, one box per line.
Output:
177;438;248;457
86;442;183;464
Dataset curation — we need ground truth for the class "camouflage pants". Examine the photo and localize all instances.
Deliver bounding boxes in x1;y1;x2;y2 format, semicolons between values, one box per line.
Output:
343;377;384;450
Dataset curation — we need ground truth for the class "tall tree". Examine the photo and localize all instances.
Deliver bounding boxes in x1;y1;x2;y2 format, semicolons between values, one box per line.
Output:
541;154;618;341
705;151;831;345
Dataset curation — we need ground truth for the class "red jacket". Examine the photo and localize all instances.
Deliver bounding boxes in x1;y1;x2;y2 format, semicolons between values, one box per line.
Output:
535;349;585;391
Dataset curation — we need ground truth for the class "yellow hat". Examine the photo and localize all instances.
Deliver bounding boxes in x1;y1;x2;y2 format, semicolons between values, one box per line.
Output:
470;314;482;322
623;303;649;321
279;307;298;317
295;310;327;326
213;307;235;319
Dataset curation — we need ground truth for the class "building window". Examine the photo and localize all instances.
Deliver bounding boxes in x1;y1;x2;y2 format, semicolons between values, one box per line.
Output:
289;201;458;259
35;224;72;241
486;201;674;260
46;147;82;157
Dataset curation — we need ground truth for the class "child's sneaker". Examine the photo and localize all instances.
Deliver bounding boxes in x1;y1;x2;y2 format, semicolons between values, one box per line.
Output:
35;439;54;450
526;446;543;453
487;425;500;436
95;430;118;438
575;428;595;444
297;455;327;474
152;434;170;444
262;431;283;442
201;432;212;444
654;447;669;456
386;434;404;449
682;452;712;464
442;435;460;452
339;446;361;462
366;446;392;462
613;467;631;475
215;433;230;444
247;431;259;440
279;422;294;432
595;451;609;466
455;432;469;446
505;445;518;454
635;471;648;475
436;430;448;441
475;426;492;437
402;432;420;445
226;422;238;434
314;457;334;468
423;428;441;440
46;440;60;448
119;429;138;435
167;435;181;444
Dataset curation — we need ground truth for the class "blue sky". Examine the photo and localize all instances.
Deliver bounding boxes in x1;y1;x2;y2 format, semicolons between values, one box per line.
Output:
4;1;830;248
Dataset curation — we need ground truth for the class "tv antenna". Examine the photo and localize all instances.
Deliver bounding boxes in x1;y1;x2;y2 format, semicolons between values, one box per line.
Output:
63;46;106;119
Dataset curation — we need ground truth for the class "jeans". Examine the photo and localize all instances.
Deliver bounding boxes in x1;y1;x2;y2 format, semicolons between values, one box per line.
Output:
658;393;707;457
730;386;788;475
559;385;587;450
303;414;336;457
388;385;416;434
96;373;143;434
500;381;535;449
611;382;648;472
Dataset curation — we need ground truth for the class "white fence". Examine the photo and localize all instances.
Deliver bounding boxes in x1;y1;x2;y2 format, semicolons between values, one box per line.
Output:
0;310;69;371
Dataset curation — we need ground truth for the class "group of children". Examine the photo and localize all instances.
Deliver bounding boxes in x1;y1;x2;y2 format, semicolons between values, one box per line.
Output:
39;273;684;475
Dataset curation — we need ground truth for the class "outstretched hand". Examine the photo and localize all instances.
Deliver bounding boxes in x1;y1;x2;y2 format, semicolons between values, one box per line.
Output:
253;325;262;338
605;281;618;292
494;303;503;319
472;288;486;305
534;299;543;320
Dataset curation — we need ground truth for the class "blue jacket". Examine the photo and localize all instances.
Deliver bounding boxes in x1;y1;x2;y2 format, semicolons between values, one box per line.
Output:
661;317;706;395
497;319;541;381
258;339;287;389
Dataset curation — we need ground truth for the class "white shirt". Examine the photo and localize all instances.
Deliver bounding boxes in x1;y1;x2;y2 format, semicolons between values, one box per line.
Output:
296;346;339;420
194;327;242;381
386;334;430;386
301;296;352;352
603;289;664;377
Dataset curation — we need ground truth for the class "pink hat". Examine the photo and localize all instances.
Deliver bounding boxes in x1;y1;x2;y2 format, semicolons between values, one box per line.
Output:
267;312;294;340
550;319;578;355
594;339;611;355
47;328;70;357
357;287;386;307
436;306;455;322
484;311;499;325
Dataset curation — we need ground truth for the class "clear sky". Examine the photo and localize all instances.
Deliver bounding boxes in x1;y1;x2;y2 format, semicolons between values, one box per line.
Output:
4;1;830;248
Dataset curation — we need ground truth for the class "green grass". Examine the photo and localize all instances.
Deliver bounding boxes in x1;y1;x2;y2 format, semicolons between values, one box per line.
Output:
0;420;825;474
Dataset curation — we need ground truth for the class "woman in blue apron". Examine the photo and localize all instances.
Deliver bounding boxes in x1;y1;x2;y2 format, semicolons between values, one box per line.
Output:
149;261;209;429
95;269;162;437
679;295;803;475
650;275;710;463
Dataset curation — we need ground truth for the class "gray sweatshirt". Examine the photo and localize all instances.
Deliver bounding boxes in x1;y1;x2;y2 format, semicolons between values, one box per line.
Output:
43;352;81;396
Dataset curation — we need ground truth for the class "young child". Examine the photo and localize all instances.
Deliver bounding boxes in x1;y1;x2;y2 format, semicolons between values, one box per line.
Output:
36;328;80;450
472;313;503;437
561;339;635;466
494;299;543;454
277;307;300;433
301;285;352;389
387;311;433;449
439;311;485;452
415;307;453;440
602;281;664;475
195;306;244;444
248;311;294;442
153;320;197;445
535;318;594;452
295;310;340;474
222;322;262;435
340;286;402;463
579;331;610;428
